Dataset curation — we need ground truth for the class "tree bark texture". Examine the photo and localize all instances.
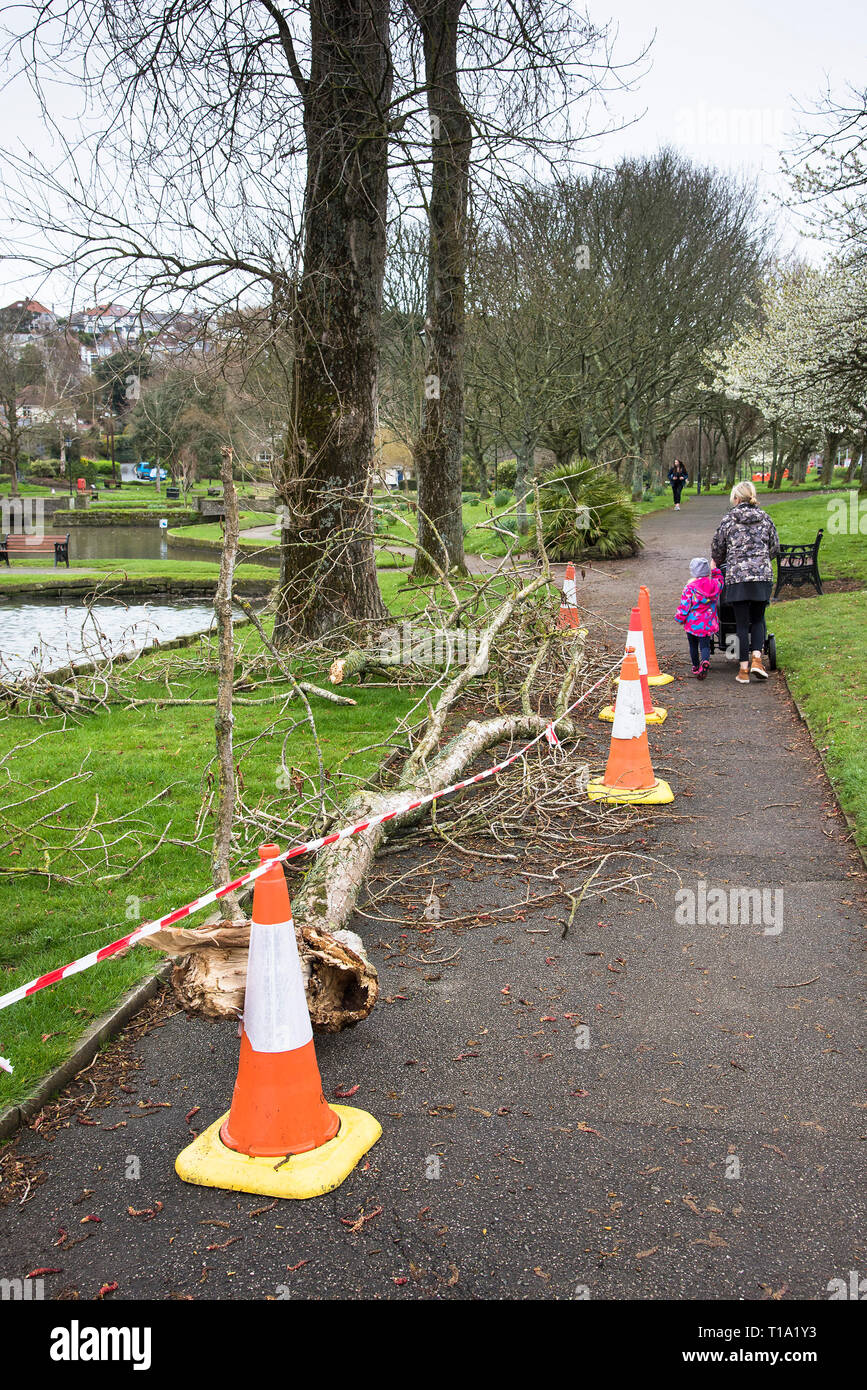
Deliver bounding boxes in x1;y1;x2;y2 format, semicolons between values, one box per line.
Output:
410;0;471;577
273;0;391;642
212;447;239;915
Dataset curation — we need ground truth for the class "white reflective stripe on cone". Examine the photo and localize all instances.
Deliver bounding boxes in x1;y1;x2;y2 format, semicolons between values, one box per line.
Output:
243;916;313;1054
563;576;578;607
625;627;647;675
611;682;645;740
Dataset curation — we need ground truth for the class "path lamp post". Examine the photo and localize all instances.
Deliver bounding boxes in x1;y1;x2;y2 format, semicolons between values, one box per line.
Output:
64;436;73;497
103;410;117;485
696;410;702;496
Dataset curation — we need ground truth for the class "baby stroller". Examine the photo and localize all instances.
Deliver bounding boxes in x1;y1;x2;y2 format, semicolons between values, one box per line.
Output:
707;566;777;669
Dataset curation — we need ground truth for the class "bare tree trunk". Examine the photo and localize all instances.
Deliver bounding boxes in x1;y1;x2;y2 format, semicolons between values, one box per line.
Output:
213;446;239;917
824;430;840;485
410;0;471;579
273;0;391;642
0;386;20;497
466;419;489;499
770;423;785;490
515;422;535;533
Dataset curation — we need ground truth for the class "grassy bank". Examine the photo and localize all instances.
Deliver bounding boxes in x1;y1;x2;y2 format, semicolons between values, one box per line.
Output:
0;624;419;1107
0;557;277;595
774;591;867;851
769;490;867;850
0;566;506;1106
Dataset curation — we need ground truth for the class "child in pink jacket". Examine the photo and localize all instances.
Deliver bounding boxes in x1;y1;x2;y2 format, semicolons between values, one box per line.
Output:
675;557;724;679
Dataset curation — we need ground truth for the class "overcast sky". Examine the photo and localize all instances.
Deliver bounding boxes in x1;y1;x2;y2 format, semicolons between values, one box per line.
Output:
584;0;863;243
0;0;864;308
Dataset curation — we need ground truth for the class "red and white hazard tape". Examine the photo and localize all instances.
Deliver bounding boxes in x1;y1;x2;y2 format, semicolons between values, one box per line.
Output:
0;664;614;1027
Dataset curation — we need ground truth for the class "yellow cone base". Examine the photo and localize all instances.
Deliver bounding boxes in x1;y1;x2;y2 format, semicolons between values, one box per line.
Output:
175;1104;382;1200
587;776;674;805
599;703;667;725
615;673;673;688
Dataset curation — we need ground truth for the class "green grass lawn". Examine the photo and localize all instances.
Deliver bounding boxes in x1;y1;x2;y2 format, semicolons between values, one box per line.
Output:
695;472;854;497
0;564;512;1106
173;512;276;544
772;591;867;850
0;557;276;589
374;496;526;559
4;480;268;502
768;490;867;850
0;614;425;1107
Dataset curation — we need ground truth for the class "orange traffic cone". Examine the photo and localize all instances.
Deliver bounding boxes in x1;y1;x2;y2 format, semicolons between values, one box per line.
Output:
175;844;381;1198
638;585;673;685
601;607;667;724
557;562;581;629
588;649;673;804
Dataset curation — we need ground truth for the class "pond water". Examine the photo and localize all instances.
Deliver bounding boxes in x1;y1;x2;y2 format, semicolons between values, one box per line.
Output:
65;525;272;566
0;524;273;675
0;598;233;677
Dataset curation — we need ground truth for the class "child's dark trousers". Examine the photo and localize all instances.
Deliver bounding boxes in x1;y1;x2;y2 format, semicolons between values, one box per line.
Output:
687;633;710;667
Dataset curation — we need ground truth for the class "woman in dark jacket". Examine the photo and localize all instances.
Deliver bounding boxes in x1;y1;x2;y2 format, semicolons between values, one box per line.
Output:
711;481;780;683
668;459;689;509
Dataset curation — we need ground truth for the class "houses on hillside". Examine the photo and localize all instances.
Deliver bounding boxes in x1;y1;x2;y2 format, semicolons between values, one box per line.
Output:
2;297;210;367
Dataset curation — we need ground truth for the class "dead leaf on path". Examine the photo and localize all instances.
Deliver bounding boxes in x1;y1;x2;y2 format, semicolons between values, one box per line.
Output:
635;1247;659;1259
206;1236;241;1251
340;1205;383;1233
247;1201;278;1218
761;1142;787;1157
127;1204;162;1220
682;1196;701;1215
759;1283;790;1300
533;1267;551;1280
691;1232;727;1247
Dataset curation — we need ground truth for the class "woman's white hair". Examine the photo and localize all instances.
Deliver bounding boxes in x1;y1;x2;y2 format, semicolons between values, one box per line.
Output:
730;480;757;506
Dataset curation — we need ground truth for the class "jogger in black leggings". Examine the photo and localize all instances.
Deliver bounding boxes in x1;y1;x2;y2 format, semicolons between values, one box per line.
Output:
731;600;767;662
668;459;688;510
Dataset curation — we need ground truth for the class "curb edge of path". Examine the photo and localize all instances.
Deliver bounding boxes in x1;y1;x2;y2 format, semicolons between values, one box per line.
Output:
784;677;867;876
0;966;170;1143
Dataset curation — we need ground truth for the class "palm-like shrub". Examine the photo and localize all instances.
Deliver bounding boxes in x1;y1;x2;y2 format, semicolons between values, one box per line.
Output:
536;461;642;561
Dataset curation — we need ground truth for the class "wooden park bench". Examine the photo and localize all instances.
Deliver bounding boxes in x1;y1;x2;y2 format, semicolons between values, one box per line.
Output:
774;528;823;598
0;532;71;568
